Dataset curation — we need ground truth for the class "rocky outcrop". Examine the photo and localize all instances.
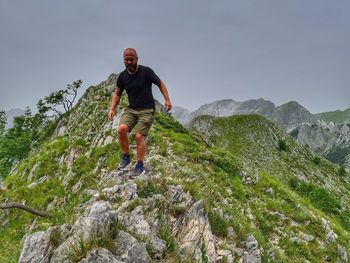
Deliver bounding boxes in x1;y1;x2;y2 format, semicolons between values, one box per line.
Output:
18;163;221;263
271;101;316;131
19;224;72;263
172;200;216;262
291;120;350;168
78;248;122;263
241;235;262;263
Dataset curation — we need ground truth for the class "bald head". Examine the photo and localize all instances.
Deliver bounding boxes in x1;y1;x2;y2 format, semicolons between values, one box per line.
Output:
123;48;138;58
123;48;139;74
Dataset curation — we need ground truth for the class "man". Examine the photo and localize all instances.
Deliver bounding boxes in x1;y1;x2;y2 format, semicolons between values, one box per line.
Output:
108;48;172;175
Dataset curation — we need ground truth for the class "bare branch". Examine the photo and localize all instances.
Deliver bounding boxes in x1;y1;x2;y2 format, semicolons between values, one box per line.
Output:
0;202;50;218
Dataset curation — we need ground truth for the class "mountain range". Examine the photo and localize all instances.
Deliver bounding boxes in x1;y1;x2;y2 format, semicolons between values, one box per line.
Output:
172;99;350;168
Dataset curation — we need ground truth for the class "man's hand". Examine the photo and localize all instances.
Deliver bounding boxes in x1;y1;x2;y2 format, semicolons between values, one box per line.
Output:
108;109;115;121
165;100;172;112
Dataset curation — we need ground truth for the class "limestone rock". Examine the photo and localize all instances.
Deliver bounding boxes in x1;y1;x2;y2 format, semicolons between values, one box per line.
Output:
337;244;348;262
113;230;138;256
241;234;262;263
118;205;151;237
299;232;315;242
18;224;72;263
50;201;117;263
18;228;54;263
120;243;151;263
119;183;138;201
172;199;216;262
78;248;123;263
27;175;50;189
111;230;151;263
148;234;167;259
322;218;338;243
167;185;192;206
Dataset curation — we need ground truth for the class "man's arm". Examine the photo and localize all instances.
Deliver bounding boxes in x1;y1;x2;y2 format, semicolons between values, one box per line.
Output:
158;80;172;112
108;88;123;121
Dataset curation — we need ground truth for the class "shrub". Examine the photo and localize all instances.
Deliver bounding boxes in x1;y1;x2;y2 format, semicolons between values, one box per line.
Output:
278;139;288;151
339;166;347;177
313;156;321;165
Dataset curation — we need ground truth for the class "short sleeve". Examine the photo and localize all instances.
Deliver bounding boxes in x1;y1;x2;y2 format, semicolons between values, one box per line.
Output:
116;75;124;91
148;67;161;86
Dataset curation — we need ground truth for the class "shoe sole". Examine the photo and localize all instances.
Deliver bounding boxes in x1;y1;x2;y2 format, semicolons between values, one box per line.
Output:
130;170;145;178
117;163;131;171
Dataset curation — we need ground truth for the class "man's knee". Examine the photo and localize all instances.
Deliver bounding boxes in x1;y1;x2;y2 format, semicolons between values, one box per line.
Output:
118;124;129;136
135;132;144;142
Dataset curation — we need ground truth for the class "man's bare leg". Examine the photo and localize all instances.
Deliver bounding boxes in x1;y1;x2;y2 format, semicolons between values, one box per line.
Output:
118;124;129;154
135;132;146;161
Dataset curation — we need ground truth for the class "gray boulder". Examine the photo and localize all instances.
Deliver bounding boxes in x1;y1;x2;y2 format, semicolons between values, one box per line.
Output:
120;243;151;263
18;224;72;263
78;248;123;263
241;234;262;263
172;199;216;262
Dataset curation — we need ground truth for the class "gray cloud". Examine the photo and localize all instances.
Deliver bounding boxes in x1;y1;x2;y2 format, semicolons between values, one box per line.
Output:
0;0;349;113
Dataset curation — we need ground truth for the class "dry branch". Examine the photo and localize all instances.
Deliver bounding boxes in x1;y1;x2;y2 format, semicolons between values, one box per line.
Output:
0;202;50;218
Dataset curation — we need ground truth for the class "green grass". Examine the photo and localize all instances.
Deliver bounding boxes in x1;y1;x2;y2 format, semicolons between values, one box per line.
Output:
288;178;350;229
136;179;163;198
208;210;228;238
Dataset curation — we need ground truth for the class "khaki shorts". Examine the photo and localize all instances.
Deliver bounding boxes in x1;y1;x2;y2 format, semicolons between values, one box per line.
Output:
119;108;155;136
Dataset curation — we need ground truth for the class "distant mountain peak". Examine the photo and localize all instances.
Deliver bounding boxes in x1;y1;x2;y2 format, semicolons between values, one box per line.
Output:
171;98;314;131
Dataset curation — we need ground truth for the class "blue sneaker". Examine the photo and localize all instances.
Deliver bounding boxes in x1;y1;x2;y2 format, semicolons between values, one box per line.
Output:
118;155;130;170
133;161;144;176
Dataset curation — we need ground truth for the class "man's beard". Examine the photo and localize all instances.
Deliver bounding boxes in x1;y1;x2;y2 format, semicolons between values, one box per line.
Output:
126;64;137;73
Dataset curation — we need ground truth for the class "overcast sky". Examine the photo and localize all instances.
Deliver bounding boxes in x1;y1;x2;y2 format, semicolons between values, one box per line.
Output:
0;0;349;113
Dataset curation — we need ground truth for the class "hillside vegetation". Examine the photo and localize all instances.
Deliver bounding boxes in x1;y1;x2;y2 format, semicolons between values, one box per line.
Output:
0;75;350;262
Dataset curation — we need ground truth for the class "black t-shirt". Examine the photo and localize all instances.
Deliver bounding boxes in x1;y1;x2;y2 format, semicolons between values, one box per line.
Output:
116;65;161;109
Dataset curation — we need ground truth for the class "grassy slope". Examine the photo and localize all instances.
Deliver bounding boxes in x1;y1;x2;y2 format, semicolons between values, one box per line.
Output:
0;81;350;262
191;114;350;204
316;108;350;124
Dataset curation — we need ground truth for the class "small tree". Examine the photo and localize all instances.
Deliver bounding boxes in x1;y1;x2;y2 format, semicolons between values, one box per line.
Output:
41;80;82;117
